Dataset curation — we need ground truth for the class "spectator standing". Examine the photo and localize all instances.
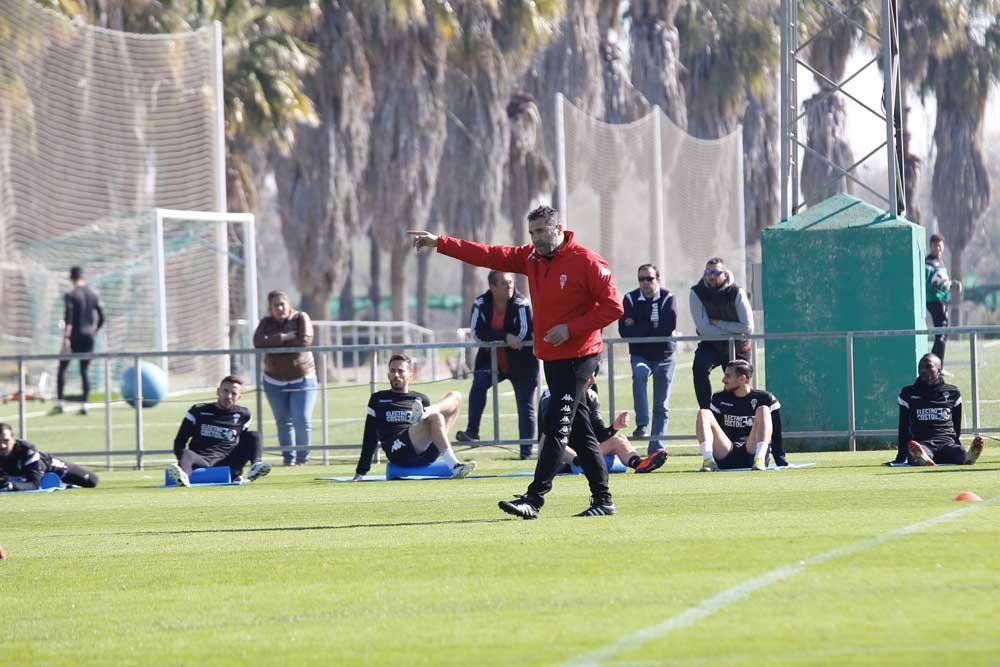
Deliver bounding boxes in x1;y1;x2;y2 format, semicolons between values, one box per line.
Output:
690;257;754;410
925;234;961;362
618;264;677;454
456;271;539;459
253;290;317;466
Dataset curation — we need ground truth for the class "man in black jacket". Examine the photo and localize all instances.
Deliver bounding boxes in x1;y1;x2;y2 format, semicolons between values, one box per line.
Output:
689;257;754;409
456;271;539;459
0;422;99;491
890;353;984;466
619;263;677;454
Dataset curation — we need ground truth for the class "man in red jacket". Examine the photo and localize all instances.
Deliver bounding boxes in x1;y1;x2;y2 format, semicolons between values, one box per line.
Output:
409;205;624;518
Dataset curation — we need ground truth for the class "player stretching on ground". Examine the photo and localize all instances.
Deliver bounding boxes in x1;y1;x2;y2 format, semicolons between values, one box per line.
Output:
0;422;99;490
891;353;984;466
167;376;271;487
695;360;787;471
353;354;476;480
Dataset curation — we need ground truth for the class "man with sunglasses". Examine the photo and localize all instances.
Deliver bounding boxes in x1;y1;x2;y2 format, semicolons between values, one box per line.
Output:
619;264;677;455
690;257;754;409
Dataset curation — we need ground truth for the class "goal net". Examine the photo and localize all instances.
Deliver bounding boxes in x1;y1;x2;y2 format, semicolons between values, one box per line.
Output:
0;209;257;395
0;1;234;394
560;98;746;334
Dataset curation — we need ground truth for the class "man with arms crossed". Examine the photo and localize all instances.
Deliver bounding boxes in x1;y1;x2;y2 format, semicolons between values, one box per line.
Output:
353;354;476;480
410;205;625;518
696;360;787;471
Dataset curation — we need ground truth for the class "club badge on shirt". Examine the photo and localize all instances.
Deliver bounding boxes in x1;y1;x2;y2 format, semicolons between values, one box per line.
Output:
560;274;568;290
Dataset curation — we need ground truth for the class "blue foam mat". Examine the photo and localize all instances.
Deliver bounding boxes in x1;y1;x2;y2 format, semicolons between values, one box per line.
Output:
163;466;242;487
0;472;68;493
886;461;962;467
570;454;627;475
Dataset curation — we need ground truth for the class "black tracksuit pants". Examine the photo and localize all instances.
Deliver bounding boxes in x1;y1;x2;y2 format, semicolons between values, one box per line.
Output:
525;354;609;506
927;301;948;361
179;431;262;478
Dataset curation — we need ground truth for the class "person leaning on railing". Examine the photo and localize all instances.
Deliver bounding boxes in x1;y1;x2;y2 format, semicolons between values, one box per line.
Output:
253;290;317;466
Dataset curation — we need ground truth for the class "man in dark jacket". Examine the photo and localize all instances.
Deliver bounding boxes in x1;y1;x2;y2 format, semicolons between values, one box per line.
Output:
456;271;539;459
689;257;754;409
619;263;677;454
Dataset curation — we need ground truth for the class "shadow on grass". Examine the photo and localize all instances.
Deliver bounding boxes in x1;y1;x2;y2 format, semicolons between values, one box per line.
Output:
877;465;1000;475
121;517;513;537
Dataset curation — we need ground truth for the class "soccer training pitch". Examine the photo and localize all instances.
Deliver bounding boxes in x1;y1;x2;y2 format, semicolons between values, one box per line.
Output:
2;450;998;665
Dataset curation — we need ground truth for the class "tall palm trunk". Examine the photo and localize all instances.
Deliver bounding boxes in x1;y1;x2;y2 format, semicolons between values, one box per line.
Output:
628;0;686;128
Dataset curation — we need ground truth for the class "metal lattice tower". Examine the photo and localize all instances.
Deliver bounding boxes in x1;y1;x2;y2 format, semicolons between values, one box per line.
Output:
779;0;905;220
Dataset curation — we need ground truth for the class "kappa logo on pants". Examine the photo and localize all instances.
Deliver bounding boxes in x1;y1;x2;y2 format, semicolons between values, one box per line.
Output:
391;439;405;452
559;426;570;434
561;394;573;402
561;405;571;413
560;416;571;424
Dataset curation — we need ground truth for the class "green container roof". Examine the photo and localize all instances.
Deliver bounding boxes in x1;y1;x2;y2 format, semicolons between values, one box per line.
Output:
766;193;914;232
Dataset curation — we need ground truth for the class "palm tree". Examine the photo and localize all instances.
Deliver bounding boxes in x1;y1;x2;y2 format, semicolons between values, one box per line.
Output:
502;92;553;295
271;0;373;318
930;10;1000;325
628;0;686;128
357;0;456;323
430;0;561;318
798;1;873;206
676;0;779;248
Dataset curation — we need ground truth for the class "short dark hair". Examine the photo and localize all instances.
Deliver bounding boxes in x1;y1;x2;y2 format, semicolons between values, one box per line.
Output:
267;290;289;304
487;271;512;287
726;359;754;380
388;354;412;367
706;257;726;267
527;205;559;227
69;266;83;281
219;375;244;388
930;233;944;244
0;422;12;436
637;263;659;278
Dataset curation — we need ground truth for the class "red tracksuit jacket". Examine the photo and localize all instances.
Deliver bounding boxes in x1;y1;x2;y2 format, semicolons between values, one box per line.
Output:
437;231;624;361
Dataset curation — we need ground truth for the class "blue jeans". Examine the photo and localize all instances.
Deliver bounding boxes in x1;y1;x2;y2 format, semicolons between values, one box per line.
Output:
466;369;537;456
630;354;677;454
263;376;318;464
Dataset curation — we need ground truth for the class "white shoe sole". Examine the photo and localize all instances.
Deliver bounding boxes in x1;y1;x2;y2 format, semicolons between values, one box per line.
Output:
166;464;189;487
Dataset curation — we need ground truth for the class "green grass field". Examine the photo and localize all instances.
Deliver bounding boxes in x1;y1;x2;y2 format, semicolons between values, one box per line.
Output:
2;450;999;665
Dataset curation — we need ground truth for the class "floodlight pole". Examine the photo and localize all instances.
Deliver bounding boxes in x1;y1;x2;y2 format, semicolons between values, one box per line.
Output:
779;0;905;220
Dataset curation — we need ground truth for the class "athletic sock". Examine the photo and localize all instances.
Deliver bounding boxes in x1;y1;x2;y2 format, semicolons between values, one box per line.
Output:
627;454;641;469
754;442;769;458
442;448;460;468
699;441;712;459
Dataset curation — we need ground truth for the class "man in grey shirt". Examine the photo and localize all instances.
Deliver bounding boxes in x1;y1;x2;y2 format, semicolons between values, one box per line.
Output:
689;257;754;409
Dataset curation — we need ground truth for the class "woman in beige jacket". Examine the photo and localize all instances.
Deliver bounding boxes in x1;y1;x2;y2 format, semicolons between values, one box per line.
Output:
253;290;316;465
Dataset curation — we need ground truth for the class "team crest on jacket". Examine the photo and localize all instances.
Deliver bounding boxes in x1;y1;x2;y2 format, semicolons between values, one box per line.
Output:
750;398;757;410
560;274;568;289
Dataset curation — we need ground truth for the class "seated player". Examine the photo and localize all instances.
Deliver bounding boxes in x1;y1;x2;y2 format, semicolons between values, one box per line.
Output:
695;360;787;471
539;375;667;474
166;376;271;487
352;354;477;480
890;353;984;466
0;422;99;490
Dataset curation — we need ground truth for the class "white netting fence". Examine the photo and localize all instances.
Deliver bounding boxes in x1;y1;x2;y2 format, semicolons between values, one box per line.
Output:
0;1;228;394
561;100;746;333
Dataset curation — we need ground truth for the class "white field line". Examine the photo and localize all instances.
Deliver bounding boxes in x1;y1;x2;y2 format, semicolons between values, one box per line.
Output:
565;495;998;667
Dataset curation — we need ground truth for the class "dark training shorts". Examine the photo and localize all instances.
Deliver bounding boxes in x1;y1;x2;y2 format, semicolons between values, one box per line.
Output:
717;442;754;470
385;430;440;467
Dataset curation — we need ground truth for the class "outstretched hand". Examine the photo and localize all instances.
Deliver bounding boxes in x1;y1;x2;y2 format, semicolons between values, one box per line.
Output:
407;230;439;252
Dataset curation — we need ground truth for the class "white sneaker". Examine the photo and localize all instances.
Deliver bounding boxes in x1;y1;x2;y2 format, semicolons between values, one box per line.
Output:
409;400;425;425
246;461;272;482
698;457;719;472
166;463;190;487
451;460;477;478
752;450;768;471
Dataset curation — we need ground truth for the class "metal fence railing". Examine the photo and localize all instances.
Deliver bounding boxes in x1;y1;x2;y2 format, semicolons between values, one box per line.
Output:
2;323;997;468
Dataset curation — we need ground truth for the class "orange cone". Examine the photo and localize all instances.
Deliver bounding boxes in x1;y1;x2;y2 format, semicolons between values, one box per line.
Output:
954;491;982;502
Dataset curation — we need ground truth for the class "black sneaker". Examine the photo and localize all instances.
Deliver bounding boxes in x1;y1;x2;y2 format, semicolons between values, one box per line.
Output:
456;430;479;443
498;495;540;520
631;426;649;439
575;498;616;517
